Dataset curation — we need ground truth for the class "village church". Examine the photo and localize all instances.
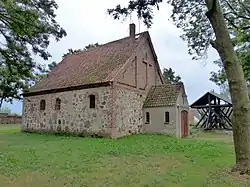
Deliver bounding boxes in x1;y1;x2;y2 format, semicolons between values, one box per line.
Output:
22;24;189;138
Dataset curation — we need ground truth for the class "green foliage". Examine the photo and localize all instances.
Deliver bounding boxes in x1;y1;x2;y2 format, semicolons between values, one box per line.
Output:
63;43;100;58
162;67;182;84
0;65;28;107
0;0;66;107
107;0;250;60
33;61;57;84
209;0;250;87
210;50;250;87
210;59;227;86
48;61;57;72
1;125;247;186
107;0;163;28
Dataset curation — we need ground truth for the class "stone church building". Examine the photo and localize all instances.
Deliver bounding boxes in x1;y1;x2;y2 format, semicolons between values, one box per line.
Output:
22;24;189;138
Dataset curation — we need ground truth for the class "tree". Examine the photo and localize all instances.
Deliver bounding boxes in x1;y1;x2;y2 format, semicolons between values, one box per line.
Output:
210;28;250;87
63;43;100;58
209;1;250;91
210;54;250;86
48;61;57;72
210;52;250;88
33;61;57;84
0;65;28;108
0;0;67;108
108;0;250;174
162;67;181;83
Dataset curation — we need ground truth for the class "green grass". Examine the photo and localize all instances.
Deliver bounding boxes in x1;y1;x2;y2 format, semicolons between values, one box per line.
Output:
0;124;249;187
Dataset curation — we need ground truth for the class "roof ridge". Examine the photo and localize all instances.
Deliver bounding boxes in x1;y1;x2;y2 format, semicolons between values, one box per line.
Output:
154;83;182;87
28;30;145;95
67;31;148;58
97;31;148;48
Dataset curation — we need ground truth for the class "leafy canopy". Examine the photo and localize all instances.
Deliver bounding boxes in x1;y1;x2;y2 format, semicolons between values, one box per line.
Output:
162;67;182;84
210;50;250;87
210;2;250;87
108;0;250;60
0;0;66;107
108;0;250;101
63;43;100;58
33;61;57;85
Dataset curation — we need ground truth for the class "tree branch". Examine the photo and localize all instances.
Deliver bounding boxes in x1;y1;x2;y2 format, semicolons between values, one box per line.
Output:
210;40;219;50
224;16;240;29
205;0;217;20
237;0;250;15
226;0;250;20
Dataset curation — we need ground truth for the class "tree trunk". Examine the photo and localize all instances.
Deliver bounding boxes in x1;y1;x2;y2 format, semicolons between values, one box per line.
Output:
205;0;250;174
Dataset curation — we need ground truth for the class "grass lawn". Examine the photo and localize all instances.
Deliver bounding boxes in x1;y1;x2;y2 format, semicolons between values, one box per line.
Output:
0;124;249;187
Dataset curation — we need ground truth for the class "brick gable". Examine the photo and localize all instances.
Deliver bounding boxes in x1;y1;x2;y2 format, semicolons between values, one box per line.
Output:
113;32;164;92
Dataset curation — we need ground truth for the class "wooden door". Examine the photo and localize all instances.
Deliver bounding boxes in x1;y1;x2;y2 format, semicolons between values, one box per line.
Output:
181;110;188;137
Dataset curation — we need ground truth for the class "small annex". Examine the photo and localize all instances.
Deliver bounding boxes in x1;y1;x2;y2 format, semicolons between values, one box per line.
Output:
143;83;189;137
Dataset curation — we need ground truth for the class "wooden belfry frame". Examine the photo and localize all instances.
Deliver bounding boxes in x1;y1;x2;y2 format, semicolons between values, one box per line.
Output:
190;91;233;130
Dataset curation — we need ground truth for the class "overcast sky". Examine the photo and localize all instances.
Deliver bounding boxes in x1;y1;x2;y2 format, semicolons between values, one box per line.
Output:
3;0;221;114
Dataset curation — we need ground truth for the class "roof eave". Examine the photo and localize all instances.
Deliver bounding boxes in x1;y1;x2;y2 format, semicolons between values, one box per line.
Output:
23;81;112;97
143;32;165;84
143;104;176;108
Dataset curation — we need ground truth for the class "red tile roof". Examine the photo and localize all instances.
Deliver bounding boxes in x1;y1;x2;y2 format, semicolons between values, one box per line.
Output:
143;83;183;108
29;33;146;94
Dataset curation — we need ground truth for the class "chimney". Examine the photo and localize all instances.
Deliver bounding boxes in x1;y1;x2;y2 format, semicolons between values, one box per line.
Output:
129;23;136;38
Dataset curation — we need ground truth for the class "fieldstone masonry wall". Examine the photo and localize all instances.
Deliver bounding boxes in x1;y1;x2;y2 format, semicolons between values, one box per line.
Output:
22;87;113;137
113;86;146;137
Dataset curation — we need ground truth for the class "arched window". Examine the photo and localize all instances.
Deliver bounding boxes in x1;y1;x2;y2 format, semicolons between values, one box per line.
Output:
145;112;150;124
89;95;95;108
55;98;61;110
165;111;170;123
40;100;46;110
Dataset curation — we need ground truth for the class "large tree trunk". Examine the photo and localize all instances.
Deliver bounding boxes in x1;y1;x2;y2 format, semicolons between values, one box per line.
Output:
205;0;250;174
